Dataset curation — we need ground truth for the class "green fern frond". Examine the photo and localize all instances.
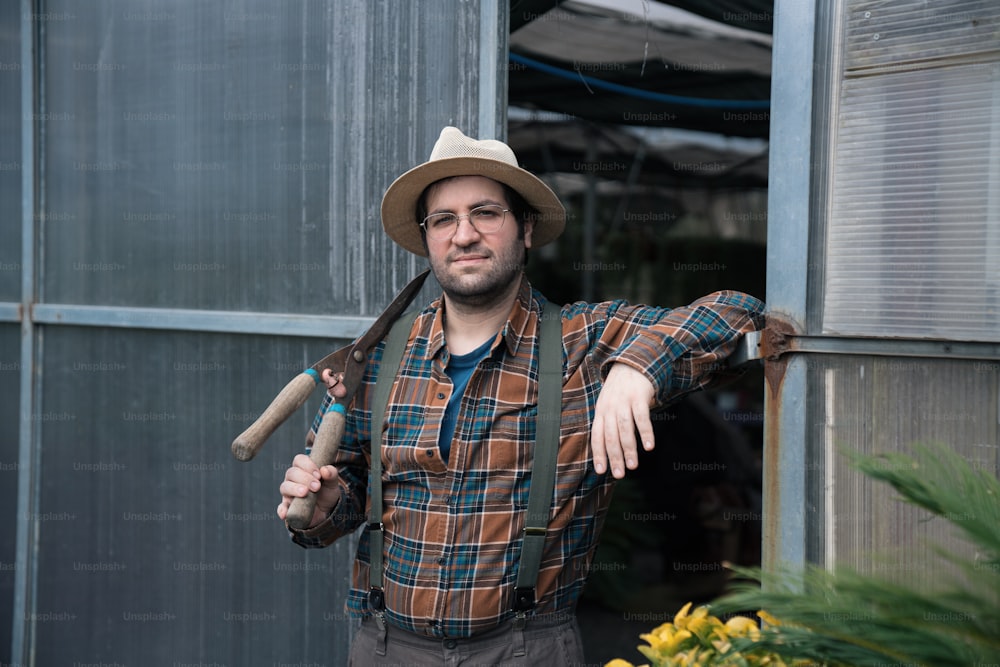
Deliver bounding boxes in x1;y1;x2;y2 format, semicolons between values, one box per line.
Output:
712;443;1000;667
847;443;1000;556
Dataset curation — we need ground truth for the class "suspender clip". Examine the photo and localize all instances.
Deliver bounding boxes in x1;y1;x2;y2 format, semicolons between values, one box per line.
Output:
512;586;536;613
368;587;385;611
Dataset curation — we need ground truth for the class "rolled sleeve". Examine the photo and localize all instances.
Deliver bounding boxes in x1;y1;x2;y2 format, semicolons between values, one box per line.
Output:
287;477;361;548
601;290;766;405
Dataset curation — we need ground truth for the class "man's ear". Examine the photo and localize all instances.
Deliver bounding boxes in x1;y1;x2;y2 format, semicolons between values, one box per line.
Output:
523;219;534;249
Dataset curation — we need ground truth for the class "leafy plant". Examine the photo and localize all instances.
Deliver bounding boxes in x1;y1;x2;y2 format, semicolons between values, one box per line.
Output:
604;443;1000;666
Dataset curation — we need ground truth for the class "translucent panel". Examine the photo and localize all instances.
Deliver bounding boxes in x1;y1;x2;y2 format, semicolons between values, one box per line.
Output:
845;0;1000;71
0;0;21;302
34;326;357;664
823;58;1000;340
10;0;498;663
39;0;484;314
39;1;339;313
803;354;999;577
0;326;19;663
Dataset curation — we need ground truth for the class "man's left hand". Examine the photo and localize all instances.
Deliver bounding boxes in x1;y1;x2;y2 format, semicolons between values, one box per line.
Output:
591;363;655;478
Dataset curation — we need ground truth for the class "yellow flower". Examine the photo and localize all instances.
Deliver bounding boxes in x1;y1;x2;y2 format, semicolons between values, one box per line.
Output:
607;605;796;667
724;614;761;640
757;609;781;627
649;621;677;640
674;601;694;627
641;627;693;654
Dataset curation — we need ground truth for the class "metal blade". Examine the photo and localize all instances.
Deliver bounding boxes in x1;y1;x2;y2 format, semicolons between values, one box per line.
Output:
313;269;431;400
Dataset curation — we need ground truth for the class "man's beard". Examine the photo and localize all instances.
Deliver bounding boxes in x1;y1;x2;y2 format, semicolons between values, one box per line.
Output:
431;244;525;309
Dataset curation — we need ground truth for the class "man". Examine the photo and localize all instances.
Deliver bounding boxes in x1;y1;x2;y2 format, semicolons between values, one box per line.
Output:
277;127;765;665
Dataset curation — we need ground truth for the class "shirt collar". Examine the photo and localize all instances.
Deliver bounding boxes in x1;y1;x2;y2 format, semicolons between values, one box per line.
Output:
424;274;538;359
499;275;537;357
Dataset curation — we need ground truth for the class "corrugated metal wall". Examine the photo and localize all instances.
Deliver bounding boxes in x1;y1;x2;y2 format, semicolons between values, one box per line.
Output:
0;0;507;663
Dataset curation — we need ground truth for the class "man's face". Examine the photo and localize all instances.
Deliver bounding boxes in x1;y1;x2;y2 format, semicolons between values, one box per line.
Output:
423;175;534;308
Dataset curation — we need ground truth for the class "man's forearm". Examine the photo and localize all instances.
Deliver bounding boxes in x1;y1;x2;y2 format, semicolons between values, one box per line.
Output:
608;290;766;404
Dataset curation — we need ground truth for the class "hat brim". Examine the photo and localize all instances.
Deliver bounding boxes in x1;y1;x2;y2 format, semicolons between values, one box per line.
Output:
381;156;566;256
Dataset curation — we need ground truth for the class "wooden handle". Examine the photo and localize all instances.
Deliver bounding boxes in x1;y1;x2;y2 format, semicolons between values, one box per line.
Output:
285;405;347;530
231;371;319;461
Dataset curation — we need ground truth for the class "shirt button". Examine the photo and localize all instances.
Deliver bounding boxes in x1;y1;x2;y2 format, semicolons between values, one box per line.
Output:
444;639;457;649
437;392;445;399
437;557;447;566
426;449;434;457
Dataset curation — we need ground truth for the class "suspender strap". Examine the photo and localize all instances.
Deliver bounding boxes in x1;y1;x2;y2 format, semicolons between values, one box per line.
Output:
366;300;564;617
512;299;562;613
367;309;419;608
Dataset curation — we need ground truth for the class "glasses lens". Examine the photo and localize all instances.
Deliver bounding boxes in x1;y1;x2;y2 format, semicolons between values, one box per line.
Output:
469;205;506;233
423;213;458;237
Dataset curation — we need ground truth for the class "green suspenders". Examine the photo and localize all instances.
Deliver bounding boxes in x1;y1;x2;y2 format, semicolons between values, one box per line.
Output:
366;300;563;619
512;300;562;615
365;308;418;613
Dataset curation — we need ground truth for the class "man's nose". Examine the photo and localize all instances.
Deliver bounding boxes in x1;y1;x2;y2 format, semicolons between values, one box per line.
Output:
450;214;482;244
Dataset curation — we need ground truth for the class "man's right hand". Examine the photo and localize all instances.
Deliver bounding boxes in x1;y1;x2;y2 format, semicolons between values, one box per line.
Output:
277;453;342;529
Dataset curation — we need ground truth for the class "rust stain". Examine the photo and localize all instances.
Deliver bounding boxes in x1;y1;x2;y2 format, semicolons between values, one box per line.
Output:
760;315;799;570
761;317;796;399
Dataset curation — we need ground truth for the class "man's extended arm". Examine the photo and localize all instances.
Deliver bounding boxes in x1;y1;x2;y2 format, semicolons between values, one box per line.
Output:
585;290;766;478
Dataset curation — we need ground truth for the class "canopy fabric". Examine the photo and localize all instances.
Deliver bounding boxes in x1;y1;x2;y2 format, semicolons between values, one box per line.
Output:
507;115;769;190
509;0;773;138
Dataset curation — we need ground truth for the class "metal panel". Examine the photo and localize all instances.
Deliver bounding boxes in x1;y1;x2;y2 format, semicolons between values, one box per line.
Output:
844;0;999;72
0;326;19;666
37;0;488;315
33;327;352;664
0;0;20;302
324;1;500;312
10;0;507;663
823;57;1000;341
766;0;1000;588
806;354;999;573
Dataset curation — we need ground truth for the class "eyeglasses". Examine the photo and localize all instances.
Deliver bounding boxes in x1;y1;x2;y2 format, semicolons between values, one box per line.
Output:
420;204;509;240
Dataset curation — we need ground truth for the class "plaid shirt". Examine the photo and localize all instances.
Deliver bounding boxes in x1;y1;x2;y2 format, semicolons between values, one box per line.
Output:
290;276;765;638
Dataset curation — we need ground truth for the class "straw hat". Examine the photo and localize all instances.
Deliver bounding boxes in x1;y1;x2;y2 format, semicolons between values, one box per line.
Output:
381;126;566;256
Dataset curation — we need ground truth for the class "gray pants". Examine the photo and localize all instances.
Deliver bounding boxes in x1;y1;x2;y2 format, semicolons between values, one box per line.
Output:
347;614;587;666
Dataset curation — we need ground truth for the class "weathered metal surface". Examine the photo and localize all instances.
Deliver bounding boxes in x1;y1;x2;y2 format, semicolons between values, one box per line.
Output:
760;315;805;573
5;1;505;664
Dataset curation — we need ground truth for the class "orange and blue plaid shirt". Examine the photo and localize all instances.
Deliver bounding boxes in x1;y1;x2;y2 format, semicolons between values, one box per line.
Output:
290;276;765;638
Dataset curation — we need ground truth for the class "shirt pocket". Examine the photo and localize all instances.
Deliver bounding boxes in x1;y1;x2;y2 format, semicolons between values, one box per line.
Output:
465;403;532;510
478;467;529;511
381;406;448;479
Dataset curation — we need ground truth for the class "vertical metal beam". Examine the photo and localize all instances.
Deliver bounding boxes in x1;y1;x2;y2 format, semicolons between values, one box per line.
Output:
766;0;816;331
12;0;38;663
477;0;508;140
761;0;820;574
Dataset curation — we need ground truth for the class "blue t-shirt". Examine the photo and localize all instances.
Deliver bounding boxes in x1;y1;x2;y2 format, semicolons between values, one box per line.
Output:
439;337;494;463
